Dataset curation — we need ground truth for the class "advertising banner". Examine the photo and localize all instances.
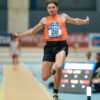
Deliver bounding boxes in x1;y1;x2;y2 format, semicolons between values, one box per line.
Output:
19;34;45;47
19;33;89;47
0;33;12;46
89;34;100;47
1;33;100;48
67;34;89;48
0;33;90;47
59;62;96;93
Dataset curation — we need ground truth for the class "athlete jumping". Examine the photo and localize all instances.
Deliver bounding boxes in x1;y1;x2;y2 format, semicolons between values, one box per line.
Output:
13;0;90;99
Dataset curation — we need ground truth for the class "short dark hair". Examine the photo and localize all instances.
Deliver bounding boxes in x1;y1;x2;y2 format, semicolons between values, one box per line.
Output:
46;0;58;7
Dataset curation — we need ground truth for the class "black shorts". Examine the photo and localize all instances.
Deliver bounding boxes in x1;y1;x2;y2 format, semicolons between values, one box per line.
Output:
43;41;68;62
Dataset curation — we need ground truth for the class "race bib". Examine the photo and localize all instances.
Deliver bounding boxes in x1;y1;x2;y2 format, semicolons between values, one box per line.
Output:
48;22;62;38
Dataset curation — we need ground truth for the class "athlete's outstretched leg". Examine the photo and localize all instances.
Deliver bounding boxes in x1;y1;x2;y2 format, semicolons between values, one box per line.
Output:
42;61;54;81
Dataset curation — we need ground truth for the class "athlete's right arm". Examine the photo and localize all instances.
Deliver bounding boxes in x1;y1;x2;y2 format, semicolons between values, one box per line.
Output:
13;17;45;38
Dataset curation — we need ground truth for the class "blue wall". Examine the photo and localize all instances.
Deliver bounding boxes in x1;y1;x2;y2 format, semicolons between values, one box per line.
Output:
0;0;7;32
0;10;7;32
31;0;96;11
0;0;7;9
30;0;37;10
29;0;100;33
0;0;100;33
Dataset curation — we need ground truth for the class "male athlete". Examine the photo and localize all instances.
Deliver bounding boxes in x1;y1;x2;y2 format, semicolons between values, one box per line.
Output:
13;0;90;99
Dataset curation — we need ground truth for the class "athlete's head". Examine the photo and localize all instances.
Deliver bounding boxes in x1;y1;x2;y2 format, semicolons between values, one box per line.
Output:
46;0;58;16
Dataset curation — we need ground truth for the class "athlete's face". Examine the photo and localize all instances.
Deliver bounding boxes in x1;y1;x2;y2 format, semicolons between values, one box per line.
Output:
47;3;58;16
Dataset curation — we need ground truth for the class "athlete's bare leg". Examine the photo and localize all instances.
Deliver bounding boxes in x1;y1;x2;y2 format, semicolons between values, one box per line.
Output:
54;50;66;89
42;61;54;81
12;57;19;70
15;57;19;65
12;57;15;65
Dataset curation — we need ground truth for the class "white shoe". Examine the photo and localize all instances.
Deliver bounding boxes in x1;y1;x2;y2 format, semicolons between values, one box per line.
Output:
53;93;58;100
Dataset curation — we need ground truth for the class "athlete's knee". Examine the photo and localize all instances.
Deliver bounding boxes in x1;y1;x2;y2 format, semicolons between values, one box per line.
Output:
42;76;48;81
56;64;62;72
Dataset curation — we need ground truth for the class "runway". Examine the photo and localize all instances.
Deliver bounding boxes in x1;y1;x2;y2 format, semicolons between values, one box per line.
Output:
3;64;52;100
0;47;100;100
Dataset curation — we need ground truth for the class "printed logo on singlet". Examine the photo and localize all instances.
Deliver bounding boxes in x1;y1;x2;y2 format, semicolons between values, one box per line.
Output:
48;22;62;38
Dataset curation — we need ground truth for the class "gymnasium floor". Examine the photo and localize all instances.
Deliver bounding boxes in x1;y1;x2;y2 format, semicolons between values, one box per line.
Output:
0;47;100;100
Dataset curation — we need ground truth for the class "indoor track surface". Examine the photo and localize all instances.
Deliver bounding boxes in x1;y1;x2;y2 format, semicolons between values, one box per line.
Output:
0;47;100;100
3;64;52;100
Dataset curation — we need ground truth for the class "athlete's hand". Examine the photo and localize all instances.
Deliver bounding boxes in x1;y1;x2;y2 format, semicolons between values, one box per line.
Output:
13;32;19;39
85;16;90;24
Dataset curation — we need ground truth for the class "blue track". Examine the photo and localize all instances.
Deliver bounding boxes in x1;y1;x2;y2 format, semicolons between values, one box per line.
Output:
0;62;100;100
25;62;100;100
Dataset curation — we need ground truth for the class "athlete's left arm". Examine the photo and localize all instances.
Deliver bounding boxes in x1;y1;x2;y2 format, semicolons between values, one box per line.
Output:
62;13;90;25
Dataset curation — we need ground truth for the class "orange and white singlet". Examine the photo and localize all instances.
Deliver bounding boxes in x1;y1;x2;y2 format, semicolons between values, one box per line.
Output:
44;14;67;41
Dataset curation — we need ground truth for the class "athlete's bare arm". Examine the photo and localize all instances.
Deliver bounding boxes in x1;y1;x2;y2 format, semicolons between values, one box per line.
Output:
13;17;46;38
61;13;90;25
